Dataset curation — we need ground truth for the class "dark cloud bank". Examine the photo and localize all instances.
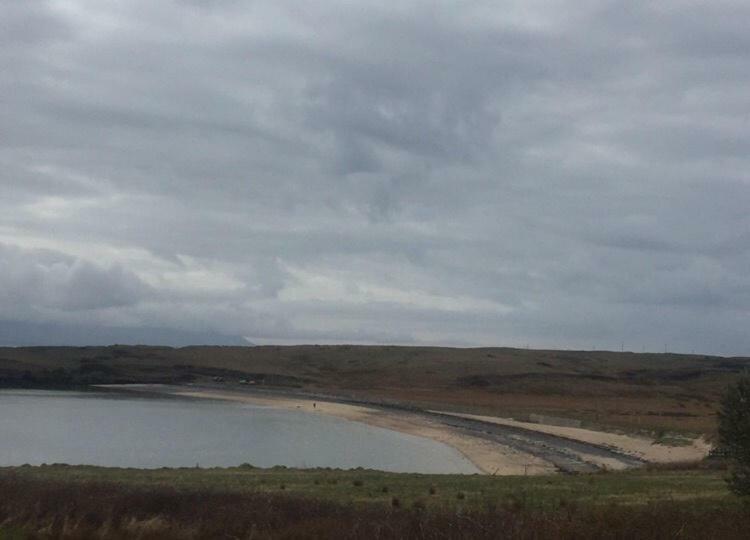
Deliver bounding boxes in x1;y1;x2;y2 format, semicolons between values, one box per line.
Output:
1;1;749;353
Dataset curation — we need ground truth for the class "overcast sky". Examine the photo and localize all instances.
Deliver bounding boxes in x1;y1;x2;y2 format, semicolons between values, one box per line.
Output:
2;0;749;354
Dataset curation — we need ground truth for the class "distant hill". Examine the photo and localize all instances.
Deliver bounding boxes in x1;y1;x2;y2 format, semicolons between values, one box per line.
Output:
0;320;249;347
0;343;748;435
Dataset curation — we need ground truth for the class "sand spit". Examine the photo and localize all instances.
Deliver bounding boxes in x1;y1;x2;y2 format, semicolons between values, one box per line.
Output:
172;389;555;476
100;385;552;475
438;412;712;464
98;384;706;474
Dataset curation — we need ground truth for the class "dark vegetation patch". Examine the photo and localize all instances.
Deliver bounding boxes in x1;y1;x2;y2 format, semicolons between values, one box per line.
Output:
174;365;306;387
0;362;193;389
0;348;306;389
455;372;619;389
619;369;709;383
716;359;750;371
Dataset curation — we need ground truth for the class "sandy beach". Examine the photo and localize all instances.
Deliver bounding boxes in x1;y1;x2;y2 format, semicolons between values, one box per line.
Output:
436;411;712;464
143;386;555;475
100;384;709;475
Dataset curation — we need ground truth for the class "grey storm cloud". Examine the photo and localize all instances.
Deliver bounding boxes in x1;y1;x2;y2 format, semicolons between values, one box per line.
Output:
1;0;749;353
0;243;149;313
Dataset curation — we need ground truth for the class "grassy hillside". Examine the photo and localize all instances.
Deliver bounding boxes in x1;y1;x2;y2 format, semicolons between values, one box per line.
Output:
2;345;748;435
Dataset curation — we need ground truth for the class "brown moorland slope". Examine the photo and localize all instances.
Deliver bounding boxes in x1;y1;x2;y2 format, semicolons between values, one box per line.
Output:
1;345;748;435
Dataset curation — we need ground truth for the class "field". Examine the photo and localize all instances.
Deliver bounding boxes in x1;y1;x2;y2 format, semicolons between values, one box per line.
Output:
2;345;747;436
0;465;744;539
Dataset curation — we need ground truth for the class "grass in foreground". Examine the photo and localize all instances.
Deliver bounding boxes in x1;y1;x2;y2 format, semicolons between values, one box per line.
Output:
0;467;747;539
3;464;732;510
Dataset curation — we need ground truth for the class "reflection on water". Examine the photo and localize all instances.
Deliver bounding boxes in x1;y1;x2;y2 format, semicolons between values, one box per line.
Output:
0;390;478;474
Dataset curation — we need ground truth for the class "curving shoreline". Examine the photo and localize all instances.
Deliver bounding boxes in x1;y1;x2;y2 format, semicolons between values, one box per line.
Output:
103;384;554;475
172;388;556;475
98;384;709;475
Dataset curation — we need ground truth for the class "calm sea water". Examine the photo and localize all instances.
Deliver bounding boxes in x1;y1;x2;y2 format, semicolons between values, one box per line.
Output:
0;390;479;474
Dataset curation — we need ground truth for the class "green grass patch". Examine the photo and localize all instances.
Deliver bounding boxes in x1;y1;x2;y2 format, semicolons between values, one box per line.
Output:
0;527;27;540
2;464;733;511
1;465;746;539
